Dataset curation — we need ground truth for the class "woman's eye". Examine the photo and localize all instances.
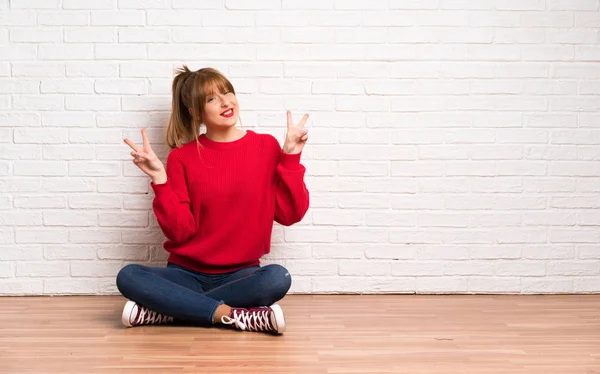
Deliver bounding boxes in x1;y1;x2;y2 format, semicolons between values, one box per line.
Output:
207;97;214;102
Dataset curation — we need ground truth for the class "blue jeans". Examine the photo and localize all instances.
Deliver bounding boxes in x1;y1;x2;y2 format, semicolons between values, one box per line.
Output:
115;262;292;326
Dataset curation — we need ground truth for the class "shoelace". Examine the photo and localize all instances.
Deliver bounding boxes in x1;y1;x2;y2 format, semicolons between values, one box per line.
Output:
135;305;173;325
221;308;274;332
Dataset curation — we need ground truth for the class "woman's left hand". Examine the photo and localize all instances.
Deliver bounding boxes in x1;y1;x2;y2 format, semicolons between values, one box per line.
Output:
282;110;309;155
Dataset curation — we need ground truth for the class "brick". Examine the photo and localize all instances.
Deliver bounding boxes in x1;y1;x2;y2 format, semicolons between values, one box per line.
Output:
38;11;89;25
119;0;170;8
416;277;468;293
91;10;145;27
43;278;99;294
549;161;598;176
575;13;600;27
97;112;152;127
547;261;599;276
338;194;389;209
43;178;96;193
17;261;69;277
13;195;66;209
0;245;43;260
41;79;94;94
522;278;574;294
71;261;123;276
13;95;63;110
69;162;120;177
64;28;116;43
44;245;98;260
118;28;170;43
312;244;365;259
65;96;120;111
547;0;599;10
43;145;94;160
337;228;389;243
10;28;60;42
0;280;43;295
16;229;68;244
63;0;115;9
69;194;122;209
391;229;443;244
0;113;40;127
98;212;148;227
0;11;36;25
69;229;121;244
417;246;469;260
69;129;122;144
468;277;520;293
0;178;41;193
285;260;337;276
419;178;469;193
66;62;119;77
0;263;13;278
526;146;577;161
578;246;600;259
339;261;390;276
97;245;149;261
121;96;171;111
470;213;522;228
43;212;97;227
225;0;281;9
313;276;415;294
39;44;93;60
283;227;337;243
550;229;600;243
0;211;41;226
147;10;207;26
264;244;311;260
575;278;600;293
524;246;575;260
495;0;544;10
123;195;153;210
121;229;164;244
470;246;521;260
97;178;149;194
313;210;365;226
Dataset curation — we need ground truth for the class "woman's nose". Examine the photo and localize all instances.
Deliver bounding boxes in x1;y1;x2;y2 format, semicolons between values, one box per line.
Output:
220;95;231;107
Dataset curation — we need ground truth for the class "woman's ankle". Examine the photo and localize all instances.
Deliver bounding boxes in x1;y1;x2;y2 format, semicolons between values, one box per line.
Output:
213;304;232;324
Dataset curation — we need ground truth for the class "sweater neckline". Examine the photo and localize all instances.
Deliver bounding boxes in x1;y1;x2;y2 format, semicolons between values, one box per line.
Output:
198;130;253;150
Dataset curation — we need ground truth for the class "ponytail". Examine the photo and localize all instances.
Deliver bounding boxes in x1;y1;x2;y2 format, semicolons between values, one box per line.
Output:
166;65;199;149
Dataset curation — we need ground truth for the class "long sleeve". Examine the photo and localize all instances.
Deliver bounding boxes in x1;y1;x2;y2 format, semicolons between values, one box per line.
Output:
274;151;310;226
151;149;197;245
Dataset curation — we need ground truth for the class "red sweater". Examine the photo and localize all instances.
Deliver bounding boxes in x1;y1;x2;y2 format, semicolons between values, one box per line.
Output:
150;130;309;274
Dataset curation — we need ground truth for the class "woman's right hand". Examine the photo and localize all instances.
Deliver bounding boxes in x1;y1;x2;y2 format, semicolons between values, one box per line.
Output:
124;128;167;184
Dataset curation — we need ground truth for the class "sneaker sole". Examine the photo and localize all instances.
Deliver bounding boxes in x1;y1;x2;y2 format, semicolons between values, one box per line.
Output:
121;300;136;327
270;304;286;334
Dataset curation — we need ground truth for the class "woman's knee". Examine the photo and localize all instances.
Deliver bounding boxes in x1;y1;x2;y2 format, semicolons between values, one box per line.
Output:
261;264;292;300
115;263;144;295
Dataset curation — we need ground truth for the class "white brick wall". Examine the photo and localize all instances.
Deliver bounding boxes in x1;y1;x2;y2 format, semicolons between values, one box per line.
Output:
1;1;599;295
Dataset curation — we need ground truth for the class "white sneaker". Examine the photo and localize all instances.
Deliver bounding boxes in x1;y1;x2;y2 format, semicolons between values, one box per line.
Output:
221;304;286;334
121;300;174;327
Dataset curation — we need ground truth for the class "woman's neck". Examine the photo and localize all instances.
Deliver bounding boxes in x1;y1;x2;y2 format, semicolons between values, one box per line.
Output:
204;126;246;143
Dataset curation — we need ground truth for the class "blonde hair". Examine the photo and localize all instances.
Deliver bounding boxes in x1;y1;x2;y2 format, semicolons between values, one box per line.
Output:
166;65;236;149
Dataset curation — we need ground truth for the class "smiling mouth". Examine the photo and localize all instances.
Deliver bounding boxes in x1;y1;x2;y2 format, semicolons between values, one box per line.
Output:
221;108;234;118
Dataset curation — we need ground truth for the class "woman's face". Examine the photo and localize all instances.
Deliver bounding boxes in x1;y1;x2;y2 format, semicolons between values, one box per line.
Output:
201;89;239;130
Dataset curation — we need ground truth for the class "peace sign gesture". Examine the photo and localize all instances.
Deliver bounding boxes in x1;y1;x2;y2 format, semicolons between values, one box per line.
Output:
124;128;167;184
282;110;309;155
